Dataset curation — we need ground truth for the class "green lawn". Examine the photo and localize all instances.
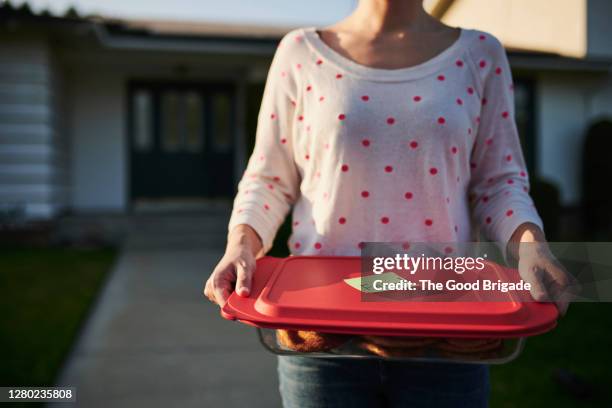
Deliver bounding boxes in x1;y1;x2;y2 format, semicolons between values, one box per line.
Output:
0;247;117;387
490;303;612;407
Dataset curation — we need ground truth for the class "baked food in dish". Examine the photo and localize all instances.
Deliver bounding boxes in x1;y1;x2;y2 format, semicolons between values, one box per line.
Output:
356;340;427;358
435;338;505;360
356;335;436;358
437;338;503;353
361;335;438;348
276;329;348;352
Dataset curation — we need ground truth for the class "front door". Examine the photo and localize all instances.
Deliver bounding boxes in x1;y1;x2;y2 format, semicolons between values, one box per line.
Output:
128;82;236;203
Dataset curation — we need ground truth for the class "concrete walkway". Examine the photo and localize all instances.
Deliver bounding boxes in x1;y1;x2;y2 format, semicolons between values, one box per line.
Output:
55;212;282;407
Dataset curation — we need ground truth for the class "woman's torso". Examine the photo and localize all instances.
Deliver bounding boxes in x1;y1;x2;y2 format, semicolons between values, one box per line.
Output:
285;26;483;256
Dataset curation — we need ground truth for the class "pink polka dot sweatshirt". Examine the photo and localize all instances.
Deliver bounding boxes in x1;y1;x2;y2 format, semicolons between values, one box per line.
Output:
228;25;544;260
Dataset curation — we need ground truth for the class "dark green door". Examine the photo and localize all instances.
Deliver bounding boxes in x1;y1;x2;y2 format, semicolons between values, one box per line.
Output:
129;82;236;201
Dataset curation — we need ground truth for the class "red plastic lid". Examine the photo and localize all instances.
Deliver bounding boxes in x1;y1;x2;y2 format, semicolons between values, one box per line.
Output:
221;256;559;338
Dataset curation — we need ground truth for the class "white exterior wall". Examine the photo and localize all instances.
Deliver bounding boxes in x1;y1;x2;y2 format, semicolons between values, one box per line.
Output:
536;72;612;206
0;31;69;219
437;0;588;58
68;69;126;212
587;0;612;58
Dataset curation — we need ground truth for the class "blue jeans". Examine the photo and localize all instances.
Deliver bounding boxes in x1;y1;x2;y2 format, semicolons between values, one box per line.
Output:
278;355;490;408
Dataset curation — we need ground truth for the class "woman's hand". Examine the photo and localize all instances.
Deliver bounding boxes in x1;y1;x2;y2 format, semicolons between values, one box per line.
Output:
204;224;263;306
508;223;578;315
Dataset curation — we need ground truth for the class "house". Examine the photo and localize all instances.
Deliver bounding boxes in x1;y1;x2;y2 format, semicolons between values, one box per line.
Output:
429;0;612;211
2;1;612;231
0;1;289;221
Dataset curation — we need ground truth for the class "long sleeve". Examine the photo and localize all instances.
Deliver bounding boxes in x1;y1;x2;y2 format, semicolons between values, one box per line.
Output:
227;36;301;254
467;34;544;261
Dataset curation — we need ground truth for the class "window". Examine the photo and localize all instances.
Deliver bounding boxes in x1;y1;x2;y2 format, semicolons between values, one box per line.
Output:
161;91;182;152
185;91;204;153
132;90;152;151
210;92;232;152
160;90;204;153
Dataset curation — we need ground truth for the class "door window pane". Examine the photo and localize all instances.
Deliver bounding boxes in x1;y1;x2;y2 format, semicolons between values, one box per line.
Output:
211;92;233;152
185;91;204;153
161;91;182;152
513;79;535;171
132;90;152;151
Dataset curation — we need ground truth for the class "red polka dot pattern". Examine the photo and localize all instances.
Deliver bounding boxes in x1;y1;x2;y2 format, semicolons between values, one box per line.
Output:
229;27;542;256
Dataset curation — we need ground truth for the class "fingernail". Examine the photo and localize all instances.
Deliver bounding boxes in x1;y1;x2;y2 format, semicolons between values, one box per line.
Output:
238;287;250;297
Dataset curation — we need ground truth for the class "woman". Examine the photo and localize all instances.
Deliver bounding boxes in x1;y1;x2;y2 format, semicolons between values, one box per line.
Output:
205;1;573;406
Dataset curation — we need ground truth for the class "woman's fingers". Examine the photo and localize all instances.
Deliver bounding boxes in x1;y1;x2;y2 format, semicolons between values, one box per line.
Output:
204;254;255;306
519;262;550;302
203;278;215;303
212;269;233;306
519;249;578;316
543;259;578;316
202;260;233;306
235;258;255;297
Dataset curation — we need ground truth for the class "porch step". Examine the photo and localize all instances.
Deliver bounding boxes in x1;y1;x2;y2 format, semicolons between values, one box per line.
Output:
55;208;233;250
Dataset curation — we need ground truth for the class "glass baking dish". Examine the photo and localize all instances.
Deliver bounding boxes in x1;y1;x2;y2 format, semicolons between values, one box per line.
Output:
257;328;524;364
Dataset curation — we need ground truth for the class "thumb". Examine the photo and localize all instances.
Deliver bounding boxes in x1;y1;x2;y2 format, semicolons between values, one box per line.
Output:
235;258;254;297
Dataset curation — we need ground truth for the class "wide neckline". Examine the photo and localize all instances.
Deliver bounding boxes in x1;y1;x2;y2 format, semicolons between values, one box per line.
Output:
301;25;470;82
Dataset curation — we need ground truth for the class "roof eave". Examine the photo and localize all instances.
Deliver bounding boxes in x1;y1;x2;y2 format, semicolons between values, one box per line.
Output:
508;53;612;74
